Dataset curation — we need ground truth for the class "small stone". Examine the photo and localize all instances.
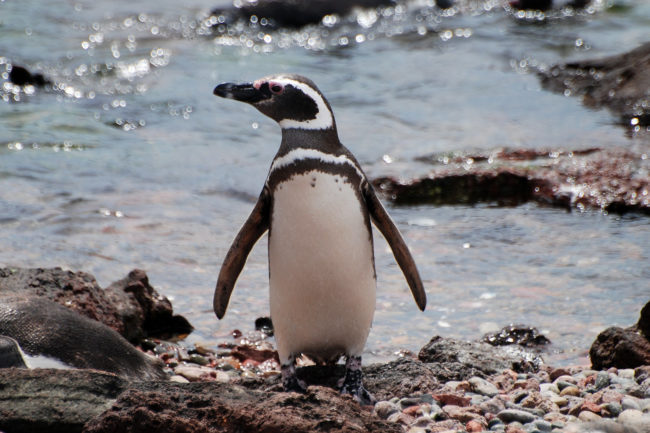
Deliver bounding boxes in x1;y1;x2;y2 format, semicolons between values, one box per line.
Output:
467;419;485;432
533;419;552;432
554;381;574;391
559;386;580;397
548;395;567;407
617;408;650;426
479;397;506;415
594;371;610;390
578;410;601;422
549;368;570;381
169;374;190;383
504;422;526;433
496;409;537;424
387;411;415;425
215;370;230;383
621;396;641;411
406;427;427;433
443;405;484;423
413;416;433;427
619;369;636;380
469;377;500;397
400;397;422;409
188;354;209;366
539;383;559;395
601;401;622;417
488;418;505;429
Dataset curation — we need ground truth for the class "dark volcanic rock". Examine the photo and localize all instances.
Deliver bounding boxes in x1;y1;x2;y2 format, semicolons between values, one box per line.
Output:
0;369;129;433
539;41;650;127
363;357;440;401
0;297;167;380
589;326;650;370
483;324;551;347
211;0;395;28
589;301;650;370
104;269;193;341
0;267;192;342
637;300;650;339
84;382;401;433
418;336;543;381
374;147;650;214
8;65;50;87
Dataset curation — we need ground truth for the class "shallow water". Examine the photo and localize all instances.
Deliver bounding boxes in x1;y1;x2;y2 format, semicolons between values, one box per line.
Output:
1;0;649;366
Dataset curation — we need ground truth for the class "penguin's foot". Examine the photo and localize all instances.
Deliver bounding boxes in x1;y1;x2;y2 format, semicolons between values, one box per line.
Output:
339;355;376;406
281;359;307;393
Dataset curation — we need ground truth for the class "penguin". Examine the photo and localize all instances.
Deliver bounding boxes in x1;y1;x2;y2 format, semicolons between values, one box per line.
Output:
212;74;426;404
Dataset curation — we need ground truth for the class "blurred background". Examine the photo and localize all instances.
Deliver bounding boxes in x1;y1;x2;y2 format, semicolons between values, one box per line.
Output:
1;0;648;365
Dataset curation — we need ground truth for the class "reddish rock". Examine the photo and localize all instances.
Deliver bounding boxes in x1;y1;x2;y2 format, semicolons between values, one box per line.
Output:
374;147;650;215
230;344;280;364
433;393;472;407
589;326;650;370
85;383;402;433
549;367;571;381
505;425;526;433
442;405;484;423
0;267;192;342
466;419;485;432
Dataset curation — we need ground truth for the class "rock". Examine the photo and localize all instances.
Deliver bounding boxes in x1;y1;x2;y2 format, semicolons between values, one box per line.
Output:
85;382;403;433
496;409;537;424
373;400;400;419
0;267;192;342
418;336;543;381
374;147;650;215
363;357;440;401
442;405;484;423
8;65;50;87
0;369;129;433
0;297;167;380
469;376;500;397
589;326;650;370
636;301;650;340
103;268;194;341
482;324;551;347
538;42;650;127
211;0;395;29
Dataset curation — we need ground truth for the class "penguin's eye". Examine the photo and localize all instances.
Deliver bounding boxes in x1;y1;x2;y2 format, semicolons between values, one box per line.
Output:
269;83;284;95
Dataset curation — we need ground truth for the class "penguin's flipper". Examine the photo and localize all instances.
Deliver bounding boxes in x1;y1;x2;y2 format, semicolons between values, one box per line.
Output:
362;182;427;311
214;187;271;319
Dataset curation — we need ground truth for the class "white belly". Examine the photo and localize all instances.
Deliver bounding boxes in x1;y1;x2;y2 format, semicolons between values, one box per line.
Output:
268;171;376;364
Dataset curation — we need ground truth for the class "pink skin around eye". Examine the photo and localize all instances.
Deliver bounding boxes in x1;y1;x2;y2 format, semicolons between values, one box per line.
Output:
269;81;284;94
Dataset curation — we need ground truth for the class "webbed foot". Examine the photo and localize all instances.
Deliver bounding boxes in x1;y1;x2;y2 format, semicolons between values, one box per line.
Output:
339;355;376;406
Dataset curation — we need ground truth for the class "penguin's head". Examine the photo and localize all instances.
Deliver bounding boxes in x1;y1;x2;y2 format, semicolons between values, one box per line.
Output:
213;74;335;131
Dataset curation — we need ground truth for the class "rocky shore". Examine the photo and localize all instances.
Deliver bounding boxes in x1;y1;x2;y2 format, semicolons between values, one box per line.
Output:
1;268;649;433
373;147;650;215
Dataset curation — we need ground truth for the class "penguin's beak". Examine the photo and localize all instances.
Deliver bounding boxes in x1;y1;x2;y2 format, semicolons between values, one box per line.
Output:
213;82;270;104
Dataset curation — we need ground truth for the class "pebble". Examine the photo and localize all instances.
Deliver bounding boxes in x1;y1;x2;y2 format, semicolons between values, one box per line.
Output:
577;411;601;422
374;400;400;419
470;376;500;397
621;396;641;411
497;409;537;424
559;386;581;397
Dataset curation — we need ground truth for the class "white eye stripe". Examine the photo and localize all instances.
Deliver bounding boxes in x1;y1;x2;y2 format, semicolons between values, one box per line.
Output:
267;77;334;130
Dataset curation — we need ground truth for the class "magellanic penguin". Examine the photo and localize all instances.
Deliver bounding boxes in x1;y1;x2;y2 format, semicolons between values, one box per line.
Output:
213;74;426;404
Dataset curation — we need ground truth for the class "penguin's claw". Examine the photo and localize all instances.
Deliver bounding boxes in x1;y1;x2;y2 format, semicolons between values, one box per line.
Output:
340;382;376;406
